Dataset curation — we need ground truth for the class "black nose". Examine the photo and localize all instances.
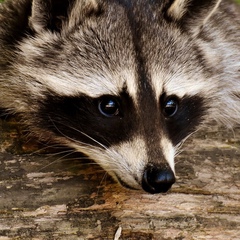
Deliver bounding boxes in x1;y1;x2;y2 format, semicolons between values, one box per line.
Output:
142;165;176;194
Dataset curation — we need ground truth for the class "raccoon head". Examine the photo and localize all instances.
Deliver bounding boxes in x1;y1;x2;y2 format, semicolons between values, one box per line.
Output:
4;0;223;193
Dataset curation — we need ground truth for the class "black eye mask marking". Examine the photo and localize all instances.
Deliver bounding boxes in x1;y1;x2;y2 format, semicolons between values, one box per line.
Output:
37;91;136;147
161;94;206;145
37;88;206;152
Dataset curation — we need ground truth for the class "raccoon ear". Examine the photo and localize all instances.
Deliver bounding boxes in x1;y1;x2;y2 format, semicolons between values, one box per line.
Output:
30;0;101;33
67;0;100;30
29;0;72;33
166;0;221;34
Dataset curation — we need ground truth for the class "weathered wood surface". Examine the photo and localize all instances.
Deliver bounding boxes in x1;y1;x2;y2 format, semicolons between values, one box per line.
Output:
0;118;239;240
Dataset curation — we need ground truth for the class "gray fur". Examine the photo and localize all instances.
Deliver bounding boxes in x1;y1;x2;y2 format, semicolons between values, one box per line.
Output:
0;0;240;193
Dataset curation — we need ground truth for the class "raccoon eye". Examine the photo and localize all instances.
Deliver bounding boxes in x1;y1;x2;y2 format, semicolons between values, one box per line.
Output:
98;97;120;117
163;97;178;118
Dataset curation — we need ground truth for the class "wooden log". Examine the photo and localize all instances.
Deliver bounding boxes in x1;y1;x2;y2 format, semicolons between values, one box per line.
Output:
0;118;239;239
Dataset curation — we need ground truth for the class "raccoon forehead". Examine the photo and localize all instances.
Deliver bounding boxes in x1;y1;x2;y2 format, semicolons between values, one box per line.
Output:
16;31;138;100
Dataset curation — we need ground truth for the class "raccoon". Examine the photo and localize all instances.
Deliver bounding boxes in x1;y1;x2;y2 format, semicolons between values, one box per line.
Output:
0;0;240;194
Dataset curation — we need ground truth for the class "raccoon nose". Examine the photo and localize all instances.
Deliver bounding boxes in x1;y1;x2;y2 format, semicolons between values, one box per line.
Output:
142;165;176;194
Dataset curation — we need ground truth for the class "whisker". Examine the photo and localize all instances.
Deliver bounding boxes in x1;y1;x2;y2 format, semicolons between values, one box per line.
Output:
34;147;97;171
48;117;108;150
43;149;78;159
96;172;109;197
34;118;129;175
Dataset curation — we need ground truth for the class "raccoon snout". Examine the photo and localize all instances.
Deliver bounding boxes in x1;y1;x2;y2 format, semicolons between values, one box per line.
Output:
142;165;176;194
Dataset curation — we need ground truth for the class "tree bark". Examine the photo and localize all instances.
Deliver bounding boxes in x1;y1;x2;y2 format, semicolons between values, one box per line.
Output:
0;118;239;239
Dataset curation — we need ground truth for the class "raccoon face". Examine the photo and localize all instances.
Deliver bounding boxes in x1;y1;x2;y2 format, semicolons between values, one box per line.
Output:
37;91;204;193
3;0;222;193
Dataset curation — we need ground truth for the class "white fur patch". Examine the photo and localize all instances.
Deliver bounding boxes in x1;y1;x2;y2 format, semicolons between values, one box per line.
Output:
161;138;175;173
109;137;147;188
151;64;217;100
68;137;147;189
150;69;164;101
16;64;138;101
163;72;216;98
